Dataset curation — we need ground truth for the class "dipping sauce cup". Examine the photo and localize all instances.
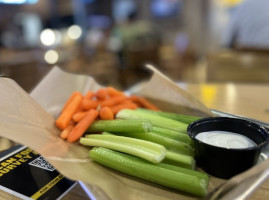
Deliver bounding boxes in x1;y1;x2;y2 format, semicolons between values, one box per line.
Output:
187;117;269;179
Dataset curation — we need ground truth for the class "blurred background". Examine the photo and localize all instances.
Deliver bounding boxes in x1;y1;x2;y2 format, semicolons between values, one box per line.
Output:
0;0;269;92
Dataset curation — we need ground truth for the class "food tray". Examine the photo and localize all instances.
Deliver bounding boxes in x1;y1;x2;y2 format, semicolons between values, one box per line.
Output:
1;66;269;200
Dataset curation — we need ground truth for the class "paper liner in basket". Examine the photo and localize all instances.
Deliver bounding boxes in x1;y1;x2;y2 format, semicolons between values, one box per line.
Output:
0;65;220;200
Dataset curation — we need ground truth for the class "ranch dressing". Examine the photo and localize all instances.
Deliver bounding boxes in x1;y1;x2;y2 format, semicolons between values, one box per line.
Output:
195;131;257;149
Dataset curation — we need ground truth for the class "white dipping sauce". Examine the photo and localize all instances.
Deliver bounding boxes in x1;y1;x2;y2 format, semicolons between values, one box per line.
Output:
195;131;257;149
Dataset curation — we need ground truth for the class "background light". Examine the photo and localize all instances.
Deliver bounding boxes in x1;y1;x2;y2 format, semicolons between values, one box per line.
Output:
44;50;59;64
67;25;82;40
0;0;38;4
40;29;56;46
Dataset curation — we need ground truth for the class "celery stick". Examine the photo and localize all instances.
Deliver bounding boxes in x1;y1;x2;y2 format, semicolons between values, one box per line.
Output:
101;132;114;136
156;162;209;183
81;134;166;163
116;109;188;133
104;130;194;157
101;132;195;169
137;108;201;124
90;147;208;197
87;119;152;133
92;141;204;179
163;150;195;169
113;149;206;181
152;126;193;146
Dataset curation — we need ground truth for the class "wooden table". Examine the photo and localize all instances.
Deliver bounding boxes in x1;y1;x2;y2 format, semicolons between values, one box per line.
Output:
182;83;269;200
180;83;269;124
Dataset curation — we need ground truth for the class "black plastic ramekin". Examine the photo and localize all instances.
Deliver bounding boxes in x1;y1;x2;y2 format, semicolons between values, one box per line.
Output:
187;117;269;179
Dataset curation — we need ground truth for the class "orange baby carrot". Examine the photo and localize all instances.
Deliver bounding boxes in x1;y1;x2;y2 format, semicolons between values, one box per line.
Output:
75;102;84;113
107;87;125;97
129;95;159;111
121;99;137;105
85;91;94;99
95;88;108;100
99;106;114;120
62;91;83;113
139;97;160;110
56;94;83;130
60;122;75;139
67;109;99;143
100;96;126;107
111;102;138;114
72;111;88;122
81;99;99;110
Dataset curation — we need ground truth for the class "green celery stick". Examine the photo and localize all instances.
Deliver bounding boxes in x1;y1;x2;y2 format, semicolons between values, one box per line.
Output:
101;132;115;136
163;150;195;169
92;140;205;180
136;108;201;124
152;126;193;146
87;119;152;133
156;162;209;183
90;147;208;197
80;134;166;163
116;109;188;133
101;132;195;169
103;130;194;157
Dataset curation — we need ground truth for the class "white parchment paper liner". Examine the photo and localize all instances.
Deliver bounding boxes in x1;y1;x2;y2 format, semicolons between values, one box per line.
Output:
2;65;267;200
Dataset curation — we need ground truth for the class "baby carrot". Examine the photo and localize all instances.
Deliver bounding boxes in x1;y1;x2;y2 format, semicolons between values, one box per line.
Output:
107;87;125;97
56;94;83;130
99;106;114;120
85;91;94;99
111;102;138;114
95;88;108;100
129;95;159;111
62;91;82;113
60;122;75;139
100;96;126;107
73;111;88;122
75;103;84;113
121;99;137;105
81;99;99;110
67;109;99;143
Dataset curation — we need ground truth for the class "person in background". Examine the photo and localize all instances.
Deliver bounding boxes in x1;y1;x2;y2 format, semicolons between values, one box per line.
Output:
223;0;269;50
108;10;162;88
109;10;162;69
